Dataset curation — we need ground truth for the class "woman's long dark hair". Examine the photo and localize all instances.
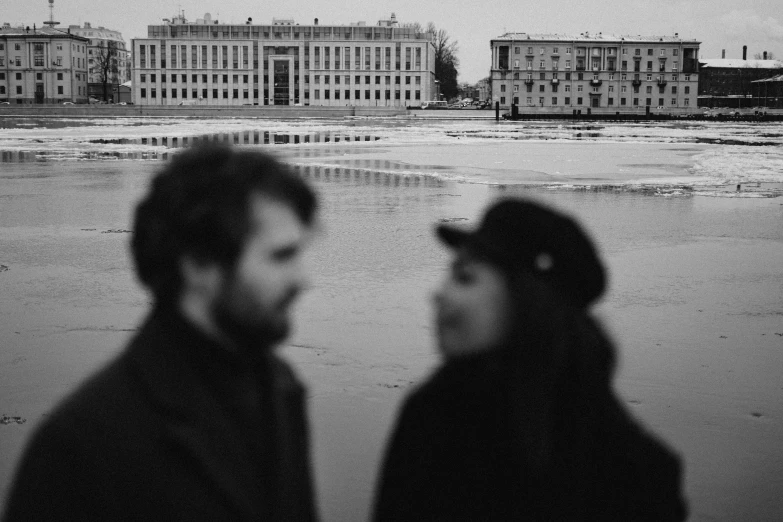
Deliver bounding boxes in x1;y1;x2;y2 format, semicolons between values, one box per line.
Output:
496;268;636;517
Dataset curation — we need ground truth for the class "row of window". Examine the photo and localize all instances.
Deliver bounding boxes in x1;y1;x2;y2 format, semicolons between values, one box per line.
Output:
139;73;424;85
0;85;82;95
136;43;426;71
501;96;691;107
0;72;73;81
149;25;426;42
504;71;692;82
0;42;85;52
505;59;683;72
139;87;422;100
502;83;691;94
511;45;681;56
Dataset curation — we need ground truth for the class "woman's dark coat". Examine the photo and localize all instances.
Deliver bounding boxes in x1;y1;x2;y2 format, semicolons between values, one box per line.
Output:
374;344;687;522
3;309;317;521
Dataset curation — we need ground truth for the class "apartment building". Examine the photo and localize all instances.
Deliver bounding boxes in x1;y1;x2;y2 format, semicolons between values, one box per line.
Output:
68;22;131;100
0;24;89;104
131;12;435;106
490;33;700;110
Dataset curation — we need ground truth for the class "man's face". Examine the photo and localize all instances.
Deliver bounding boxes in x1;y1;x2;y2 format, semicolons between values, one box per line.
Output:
213;194;313;351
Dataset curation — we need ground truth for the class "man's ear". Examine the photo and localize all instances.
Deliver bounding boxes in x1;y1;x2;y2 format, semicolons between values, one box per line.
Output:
180;256;224;300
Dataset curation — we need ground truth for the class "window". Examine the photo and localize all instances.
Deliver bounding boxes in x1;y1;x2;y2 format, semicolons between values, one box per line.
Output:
621;85;627;93
58;86;64;94
500;97;505;104
565;85;571;92
500;84;506;92
553;47;559;54
539;85;545;92
633;97;638;106
57;73;63;81
552;97;557;105
647;74;652;81
564;97;570;105
566;47;571;54
608;86;614;92
684;98;689;106
608;98;614;105
141;88;147;98
526;97;532;105
16;86;22;94
684;74;690;81
647;49;653;56
672;86;678;94
577;85;583;92
514;46;520;54
646;98;652;106
684;86;690;94
621;98;626;105
671;98;677;105
673;49;679;56
646;86;652;94
577;97;583;105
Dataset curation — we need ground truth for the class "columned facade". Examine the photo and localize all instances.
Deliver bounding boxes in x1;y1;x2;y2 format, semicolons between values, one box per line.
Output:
132;13;436;107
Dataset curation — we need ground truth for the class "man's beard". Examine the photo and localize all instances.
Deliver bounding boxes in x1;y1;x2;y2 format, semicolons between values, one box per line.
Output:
212;281;297;355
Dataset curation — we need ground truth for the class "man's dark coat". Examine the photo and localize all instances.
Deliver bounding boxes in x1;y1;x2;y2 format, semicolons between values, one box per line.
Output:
3;309;317;521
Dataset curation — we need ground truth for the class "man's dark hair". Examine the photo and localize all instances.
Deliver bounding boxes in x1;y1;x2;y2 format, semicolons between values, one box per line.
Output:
131;143;317;306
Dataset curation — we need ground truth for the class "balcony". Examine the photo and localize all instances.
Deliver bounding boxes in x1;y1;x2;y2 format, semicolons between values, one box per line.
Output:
524;79;534;85
551;78;559;85
590;79;602;86
657;77;667;86
632;79;642;87
575;65;586;71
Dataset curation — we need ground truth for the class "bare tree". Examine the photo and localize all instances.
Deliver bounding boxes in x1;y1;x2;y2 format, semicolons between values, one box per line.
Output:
424;22;460;100
753;52;776;60
91;41;119;102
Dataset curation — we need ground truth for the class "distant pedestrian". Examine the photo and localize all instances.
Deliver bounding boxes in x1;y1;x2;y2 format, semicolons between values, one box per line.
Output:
374;198;687;521
3;144;319;521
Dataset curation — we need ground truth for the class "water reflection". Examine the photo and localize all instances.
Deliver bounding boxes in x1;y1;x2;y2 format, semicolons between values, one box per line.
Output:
293;165;445;188
89;130;382;148
0;150;173;162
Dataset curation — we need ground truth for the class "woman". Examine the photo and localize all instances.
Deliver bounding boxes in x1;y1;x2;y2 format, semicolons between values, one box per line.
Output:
373;198;687;521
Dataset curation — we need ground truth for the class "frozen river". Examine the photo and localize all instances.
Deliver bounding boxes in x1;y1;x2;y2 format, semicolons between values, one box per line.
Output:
1;117;782;521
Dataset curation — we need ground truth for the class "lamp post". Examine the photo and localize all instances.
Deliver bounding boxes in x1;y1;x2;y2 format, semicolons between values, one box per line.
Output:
434;79;440;100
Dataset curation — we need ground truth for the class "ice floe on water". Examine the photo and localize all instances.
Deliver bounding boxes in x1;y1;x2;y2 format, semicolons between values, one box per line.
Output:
0;117;781;197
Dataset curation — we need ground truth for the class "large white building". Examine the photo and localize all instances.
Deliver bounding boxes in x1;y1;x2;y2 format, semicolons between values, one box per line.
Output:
0;23;89;104
490;33;701;111
131;12;436;107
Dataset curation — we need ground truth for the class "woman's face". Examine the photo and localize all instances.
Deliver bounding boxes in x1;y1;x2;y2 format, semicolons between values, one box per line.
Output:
434;250;513;359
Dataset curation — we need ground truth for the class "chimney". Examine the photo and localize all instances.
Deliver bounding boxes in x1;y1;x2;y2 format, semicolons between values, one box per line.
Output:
314;18;318;25
763;51;767;60
743;45;747;60
722;49;725;59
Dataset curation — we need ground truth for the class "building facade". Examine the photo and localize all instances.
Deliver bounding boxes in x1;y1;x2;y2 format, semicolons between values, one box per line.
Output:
490;33;700;111
0;24;89;104
68;22;131;100
698;59;783;97
131;12;436;106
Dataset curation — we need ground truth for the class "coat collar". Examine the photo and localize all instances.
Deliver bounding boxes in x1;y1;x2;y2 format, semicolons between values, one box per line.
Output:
125;307;305;519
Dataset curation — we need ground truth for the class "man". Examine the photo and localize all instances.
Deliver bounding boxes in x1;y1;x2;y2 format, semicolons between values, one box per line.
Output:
3;144;319;521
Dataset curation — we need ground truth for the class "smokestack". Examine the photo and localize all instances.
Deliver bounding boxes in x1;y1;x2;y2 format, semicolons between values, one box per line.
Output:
314;18;318;25
722;49;725;59
743;45;747;60
763;51;768;60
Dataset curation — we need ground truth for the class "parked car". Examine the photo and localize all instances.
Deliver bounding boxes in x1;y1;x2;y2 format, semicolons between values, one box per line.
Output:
0;101;10;105
62;101;75;105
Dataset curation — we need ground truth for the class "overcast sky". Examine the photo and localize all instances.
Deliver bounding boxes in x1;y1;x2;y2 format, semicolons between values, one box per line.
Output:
4;0;782;83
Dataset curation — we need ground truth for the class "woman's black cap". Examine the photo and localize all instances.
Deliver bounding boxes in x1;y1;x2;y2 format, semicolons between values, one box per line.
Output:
436;198;606;307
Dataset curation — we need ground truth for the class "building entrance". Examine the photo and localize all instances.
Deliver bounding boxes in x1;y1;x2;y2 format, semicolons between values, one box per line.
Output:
35;84;44;104
273;60;290;105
